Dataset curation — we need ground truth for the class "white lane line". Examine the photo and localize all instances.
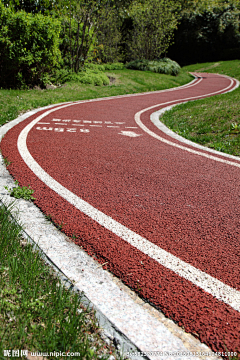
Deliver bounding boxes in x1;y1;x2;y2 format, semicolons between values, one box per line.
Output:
17;74;240;312
135;76;240;168
151;102;240;162
119;131;142;137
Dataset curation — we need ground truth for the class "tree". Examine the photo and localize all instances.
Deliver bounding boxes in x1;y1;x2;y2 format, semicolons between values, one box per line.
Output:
1;0;54;13
57;0;105;71
0;2;62;88
127;0;179;60
168;1;240;64
94;2;123;63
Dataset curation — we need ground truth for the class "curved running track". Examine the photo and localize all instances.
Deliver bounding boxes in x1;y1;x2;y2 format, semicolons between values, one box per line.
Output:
1;73;240;355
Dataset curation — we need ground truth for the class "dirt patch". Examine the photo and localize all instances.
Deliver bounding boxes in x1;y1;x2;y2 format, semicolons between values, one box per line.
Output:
107;76;116;85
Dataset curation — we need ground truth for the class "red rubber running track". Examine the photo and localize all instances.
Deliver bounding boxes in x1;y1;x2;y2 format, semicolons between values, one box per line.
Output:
2;73;240;355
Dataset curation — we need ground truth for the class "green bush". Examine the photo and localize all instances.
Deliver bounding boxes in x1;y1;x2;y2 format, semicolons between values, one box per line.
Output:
85;62;125;71
51;68;110;86
75;70;110;86
126;58;181;76
0;3;62;88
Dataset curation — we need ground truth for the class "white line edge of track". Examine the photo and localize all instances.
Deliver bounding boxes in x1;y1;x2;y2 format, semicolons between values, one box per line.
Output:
135;75;240;168
149;75;240;161
17;74;240;313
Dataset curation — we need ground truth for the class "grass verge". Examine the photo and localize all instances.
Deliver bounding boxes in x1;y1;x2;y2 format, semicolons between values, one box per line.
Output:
160;60;240;156
0;68;192;127
0;202;122;360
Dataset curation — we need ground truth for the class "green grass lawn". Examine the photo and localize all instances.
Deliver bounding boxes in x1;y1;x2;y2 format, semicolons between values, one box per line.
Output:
0;68;192;127
160;60;240;156
0;203;121;360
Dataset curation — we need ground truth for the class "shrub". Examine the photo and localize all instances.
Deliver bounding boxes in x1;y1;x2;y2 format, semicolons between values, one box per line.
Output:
85;62;124;71
51;68;110;86
126;58;181;76
0;3;62;88
76;70;110;86
102;63;125;70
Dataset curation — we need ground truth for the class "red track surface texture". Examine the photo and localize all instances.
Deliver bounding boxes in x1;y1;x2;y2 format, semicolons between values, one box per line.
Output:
2;73;240;354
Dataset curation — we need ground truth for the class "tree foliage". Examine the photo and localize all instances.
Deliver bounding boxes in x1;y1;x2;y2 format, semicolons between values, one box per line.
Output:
168;0;240;64
94;3;123;63
56;0;103;71
1;0;54;13
0;0;239;88
127;0;179;60
0;1;61;88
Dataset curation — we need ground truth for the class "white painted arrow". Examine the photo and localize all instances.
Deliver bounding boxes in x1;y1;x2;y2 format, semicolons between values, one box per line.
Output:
119;131;142;137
